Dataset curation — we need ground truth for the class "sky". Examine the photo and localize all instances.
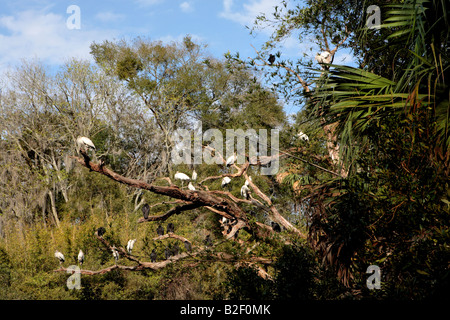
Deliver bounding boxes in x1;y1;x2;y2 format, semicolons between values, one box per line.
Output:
0;0;355;114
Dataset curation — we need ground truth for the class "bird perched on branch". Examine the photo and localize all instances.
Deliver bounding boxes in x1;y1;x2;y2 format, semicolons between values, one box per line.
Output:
315;50;333;69
55;250;65;265
156;225;164;236
226;152;237;167
268;54;275;65
142;203;150;219
221;176;231;188
78;249;84;266
191;169;197;181
127;239;136;254
297;131;309;142
188;182;196;191
167;223;175;234
112;246;119;264
174;171;190;187
150;249;157;262
76;136;96;152
240;184;250;200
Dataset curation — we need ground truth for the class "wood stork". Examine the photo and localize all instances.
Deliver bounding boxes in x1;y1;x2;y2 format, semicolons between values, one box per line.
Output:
54;250;65;264
127;239;136;254
268;54;275;65
191;169;197;181
112;246;119;264
297;131;309;142
184;241;192;252
174;171;190;187
76;136;96;152
226;152;237;167
241;184;250;200
156;225;164;236
78;249;84;266
142;203;150;219
188;182;196;191
167;223;175;234
150;249;157;262
221;176;231;188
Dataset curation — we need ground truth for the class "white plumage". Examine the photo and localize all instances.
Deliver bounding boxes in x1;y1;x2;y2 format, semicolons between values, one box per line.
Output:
174;171;190;181
244;176;252;186
78;249;84;266
55;250;65;263
191;170;197;181
76;136;96;151
297;131;309;141
226;152;237;167
112;246;119;263
221;176;231;188
188;182;196;191
127;239;136;254
240;184;250;200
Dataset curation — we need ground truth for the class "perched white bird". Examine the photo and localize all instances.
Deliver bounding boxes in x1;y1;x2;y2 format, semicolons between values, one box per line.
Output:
221;176;231;188
127;239;136;254
78;249;84;266
226;152;237;167
221;216;229;225
188;182;196;191
315;51;333;69
174;171;190;187
112;246;119;263
191;169;197;181
244;176;252;186
240;184;250;200
297;131;309;142
76;136;96;151
54;250;65;264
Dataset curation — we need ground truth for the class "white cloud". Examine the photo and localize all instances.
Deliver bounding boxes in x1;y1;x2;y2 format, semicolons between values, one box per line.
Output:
180;1;193;13
0;9;119;72
219;0;279;27
95;11;125;23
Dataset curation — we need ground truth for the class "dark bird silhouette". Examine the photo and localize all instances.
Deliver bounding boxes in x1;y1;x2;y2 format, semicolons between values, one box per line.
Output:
271;221;281;232
167;223;175;234
150;249;157;262
204;234;213;247
142;203;150;219
96;227;106;237
156;225;164;236
268;54;275;65
164;246;171;260
173;244;180;256
184;241;192;252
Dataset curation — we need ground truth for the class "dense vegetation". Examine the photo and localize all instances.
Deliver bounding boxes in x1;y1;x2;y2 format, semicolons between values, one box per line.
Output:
0;0;448;300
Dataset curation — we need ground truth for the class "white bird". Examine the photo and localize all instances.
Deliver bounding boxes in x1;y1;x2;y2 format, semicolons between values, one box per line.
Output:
78;249;84;266
191;169;197;181
315;51;333;69
112;246;119;263
244;176;252;186
240;184;250;200
226;152;237;167
188;182;196;191
54;250;65;264
221;176;231;188
297;131;309;142
127;239;136;254
76;136;96;151
174;171;190;187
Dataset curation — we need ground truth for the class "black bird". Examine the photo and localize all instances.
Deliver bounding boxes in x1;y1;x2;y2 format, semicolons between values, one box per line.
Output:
150;249;157;262
268;54;275;65
204;235;213;247
184;241;192;252
271;221;281;232
96;227;106;237
142;203;150;219
156;225;164;236
167;223;175;234
164;246;171;260
173;244;180;256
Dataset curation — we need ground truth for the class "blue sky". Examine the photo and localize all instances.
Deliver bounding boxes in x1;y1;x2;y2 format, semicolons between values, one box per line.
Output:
0;0;355;114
